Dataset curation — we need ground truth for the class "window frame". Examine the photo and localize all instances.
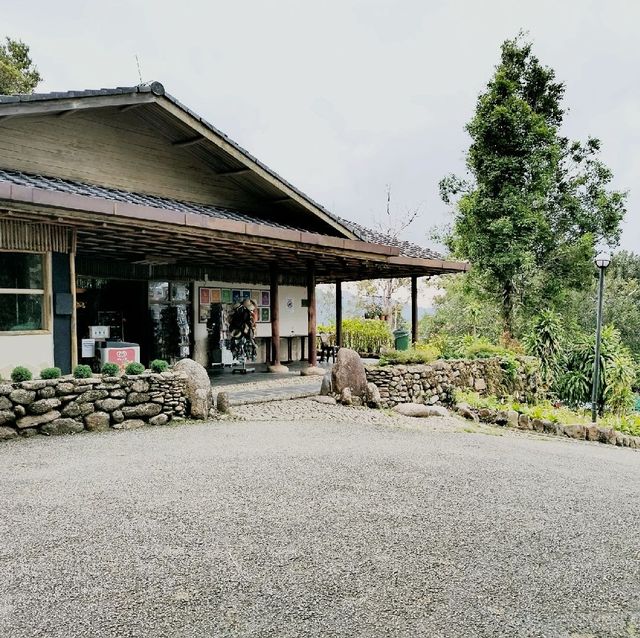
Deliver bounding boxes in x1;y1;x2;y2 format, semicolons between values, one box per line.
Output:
0;249;51;335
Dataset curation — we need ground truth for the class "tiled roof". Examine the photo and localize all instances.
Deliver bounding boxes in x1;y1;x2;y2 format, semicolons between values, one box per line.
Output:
338;218;445;261
0;168;445;260
0;169;303;231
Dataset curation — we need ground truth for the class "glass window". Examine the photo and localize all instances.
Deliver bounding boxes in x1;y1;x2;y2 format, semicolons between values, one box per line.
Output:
0;294;44;331
0;253;43;290
0;252;46;332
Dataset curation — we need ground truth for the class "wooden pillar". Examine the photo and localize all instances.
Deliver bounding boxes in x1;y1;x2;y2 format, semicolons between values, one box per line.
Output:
335;280;342;347
270;268;282;367
70;250;78;369
411;275;418;346
307;266;317;367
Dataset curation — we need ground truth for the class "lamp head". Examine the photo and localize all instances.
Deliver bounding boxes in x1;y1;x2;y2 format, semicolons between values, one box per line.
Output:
594;252;611;269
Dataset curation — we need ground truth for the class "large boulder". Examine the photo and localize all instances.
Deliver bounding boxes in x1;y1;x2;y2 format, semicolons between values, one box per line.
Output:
331;348;367;397
173;358;212;419
394;403;450;418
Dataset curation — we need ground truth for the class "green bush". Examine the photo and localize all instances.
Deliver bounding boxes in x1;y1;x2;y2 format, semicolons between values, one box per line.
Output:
150;359;169;373
125;362;145;375
379;344;440;366
341;318;392;354
73;364;93;379
11;366;32;382
40;367;61;379
101;362;120;377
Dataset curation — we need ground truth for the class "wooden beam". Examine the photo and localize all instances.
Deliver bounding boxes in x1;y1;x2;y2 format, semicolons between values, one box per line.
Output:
172;135;204;147
335;279;342;347
307;265;317;367
270;197;291;204
411;275;418;346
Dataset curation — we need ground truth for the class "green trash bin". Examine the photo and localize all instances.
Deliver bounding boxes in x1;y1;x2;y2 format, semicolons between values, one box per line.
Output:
393;328;410;351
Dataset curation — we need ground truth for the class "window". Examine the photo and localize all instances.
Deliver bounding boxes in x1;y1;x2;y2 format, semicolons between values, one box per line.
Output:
0;252;46;332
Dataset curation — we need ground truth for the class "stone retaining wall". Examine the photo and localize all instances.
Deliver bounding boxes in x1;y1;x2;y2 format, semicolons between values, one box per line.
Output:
0;372;187;441
365;357;542;408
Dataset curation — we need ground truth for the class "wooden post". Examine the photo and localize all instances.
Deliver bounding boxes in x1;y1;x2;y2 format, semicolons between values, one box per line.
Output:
270;268;280;365
70;250;78;369
335;280;342;347
411;275;418;346
307;266;317;367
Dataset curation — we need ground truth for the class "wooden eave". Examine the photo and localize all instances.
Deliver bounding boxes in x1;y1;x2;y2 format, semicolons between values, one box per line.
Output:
0;182;468;283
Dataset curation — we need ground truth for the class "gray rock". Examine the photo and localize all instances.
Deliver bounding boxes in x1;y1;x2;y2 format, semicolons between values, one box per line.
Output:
518;413;531;430
507;410;519;428
37;386;56;399
563;424;585;440
28;398;61;415
55;382;76;395
494;410;508;426
331;348;367;398
62;402;94;418
75;389;109;403
0;384;12;396
0;426;18;441
95;398;125;412
149;413;169;426
112;410;124;424
85;411;111;432
122;403;162;419
16;410;61;429
14;405;26;417
365;382;382;408
531;418;545;433
40;418;84;436
173;359;211;419
20;380;46;390
126;392;150;405
394;403;449;418
455;403;478;422
340;387;353;406
216;392;231;414
477;408;496;423
113;419;145;430
320;372;333;396
0;410;16;425
0;396;13;410
474;378;487;391
9;389;36;405
585;424;600;442
130;379;150;393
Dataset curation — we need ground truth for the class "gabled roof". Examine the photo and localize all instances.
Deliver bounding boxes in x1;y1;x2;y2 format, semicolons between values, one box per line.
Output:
0;82;356;239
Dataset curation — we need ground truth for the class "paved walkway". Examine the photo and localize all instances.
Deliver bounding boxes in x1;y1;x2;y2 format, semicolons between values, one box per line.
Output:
210;361;328;406
0;417;638;637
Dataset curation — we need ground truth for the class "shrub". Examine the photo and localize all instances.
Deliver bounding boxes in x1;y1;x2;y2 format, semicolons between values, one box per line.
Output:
379;345;440;366
73;364;93;379
11;366;32;382
40;367;61;379
101;362;120;377
341;318;392;355
125;362;145;375
525;310;562;385
150;359;169;373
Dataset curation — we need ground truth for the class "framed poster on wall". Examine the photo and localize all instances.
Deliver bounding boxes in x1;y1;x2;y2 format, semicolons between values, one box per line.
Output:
260;291;270;307
199;287;211;305
210;288;221;303
260;307;270;323
221;289;232;304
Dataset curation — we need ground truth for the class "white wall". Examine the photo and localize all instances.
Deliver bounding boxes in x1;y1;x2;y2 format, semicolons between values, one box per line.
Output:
193;280;309;366
0;333;54;379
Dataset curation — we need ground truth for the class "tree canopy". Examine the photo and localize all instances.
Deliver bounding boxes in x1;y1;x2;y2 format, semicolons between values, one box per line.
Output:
0;37;41;94
440;34;626;335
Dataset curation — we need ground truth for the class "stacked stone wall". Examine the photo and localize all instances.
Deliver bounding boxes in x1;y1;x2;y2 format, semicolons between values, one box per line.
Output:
0;372;187;441
365;357;542;409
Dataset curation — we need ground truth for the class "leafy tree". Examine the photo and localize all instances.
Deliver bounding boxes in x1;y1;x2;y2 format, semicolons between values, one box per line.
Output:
0;37;41;94
440;34;626;336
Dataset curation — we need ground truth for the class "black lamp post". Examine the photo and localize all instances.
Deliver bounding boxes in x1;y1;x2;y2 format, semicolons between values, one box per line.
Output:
591;251;611;423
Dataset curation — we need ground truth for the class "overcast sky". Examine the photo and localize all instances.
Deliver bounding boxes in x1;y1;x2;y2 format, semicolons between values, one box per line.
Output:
4;0;638;252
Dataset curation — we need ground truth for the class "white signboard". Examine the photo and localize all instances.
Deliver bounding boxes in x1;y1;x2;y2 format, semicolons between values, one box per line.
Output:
81;339;96;358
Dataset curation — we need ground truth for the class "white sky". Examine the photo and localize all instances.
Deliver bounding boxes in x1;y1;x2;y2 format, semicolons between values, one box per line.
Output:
4;0;638;251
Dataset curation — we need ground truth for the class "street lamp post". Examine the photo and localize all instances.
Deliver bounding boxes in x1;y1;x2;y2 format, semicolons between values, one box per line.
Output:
591;252;611;423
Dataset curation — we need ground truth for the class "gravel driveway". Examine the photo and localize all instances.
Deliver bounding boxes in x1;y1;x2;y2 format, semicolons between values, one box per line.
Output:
1;413;639;637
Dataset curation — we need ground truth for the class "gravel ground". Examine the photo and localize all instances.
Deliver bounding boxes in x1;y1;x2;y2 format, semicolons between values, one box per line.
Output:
1;409;639;637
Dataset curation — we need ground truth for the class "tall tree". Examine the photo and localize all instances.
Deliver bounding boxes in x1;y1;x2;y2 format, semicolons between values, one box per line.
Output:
0;37;41;94
440;34;626;336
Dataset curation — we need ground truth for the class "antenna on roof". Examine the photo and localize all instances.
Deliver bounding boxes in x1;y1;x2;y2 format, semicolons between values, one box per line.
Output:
135;54;143;85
